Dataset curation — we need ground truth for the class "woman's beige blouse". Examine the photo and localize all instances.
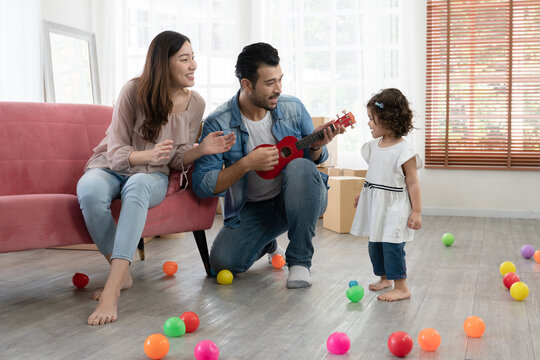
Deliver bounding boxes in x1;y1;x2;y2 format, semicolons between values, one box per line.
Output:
85;80;205;176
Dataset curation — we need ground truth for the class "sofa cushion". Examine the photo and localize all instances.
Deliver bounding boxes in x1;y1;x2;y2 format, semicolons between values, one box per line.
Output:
0;102;112;196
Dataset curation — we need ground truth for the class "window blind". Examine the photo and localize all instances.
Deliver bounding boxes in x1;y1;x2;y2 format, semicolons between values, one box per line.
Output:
426;0;540;170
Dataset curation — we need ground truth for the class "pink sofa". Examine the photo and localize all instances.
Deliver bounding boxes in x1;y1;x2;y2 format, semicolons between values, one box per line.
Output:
0;102;218;275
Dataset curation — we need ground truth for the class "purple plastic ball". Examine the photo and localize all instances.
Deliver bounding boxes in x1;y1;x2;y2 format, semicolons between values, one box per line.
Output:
327;332;351;355
521;244;535;259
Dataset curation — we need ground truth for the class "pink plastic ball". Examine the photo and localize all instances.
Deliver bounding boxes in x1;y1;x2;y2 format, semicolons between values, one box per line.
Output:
326;332;351;355
194;340;219;360
521;245;535;259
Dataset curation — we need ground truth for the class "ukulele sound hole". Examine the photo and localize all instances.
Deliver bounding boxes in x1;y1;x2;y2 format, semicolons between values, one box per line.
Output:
280;147;292;158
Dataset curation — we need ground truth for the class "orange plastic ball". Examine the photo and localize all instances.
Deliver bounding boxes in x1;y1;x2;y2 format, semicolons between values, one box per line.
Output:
271;254;286;269
144;333;169;359
163;261;178;276
418;328;441;352
463;316;486;338
534;250;540;264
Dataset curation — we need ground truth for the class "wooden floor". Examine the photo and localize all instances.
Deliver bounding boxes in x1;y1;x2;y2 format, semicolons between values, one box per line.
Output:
1;215;539;359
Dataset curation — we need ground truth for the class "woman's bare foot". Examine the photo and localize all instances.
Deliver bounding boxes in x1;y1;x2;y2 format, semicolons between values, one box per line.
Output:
88;288;120;325
91;270;133;300
377;288;411;301
369;279;393;291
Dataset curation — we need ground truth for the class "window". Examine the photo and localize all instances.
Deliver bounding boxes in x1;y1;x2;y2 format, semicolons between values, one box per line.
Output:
426;0;540;170
117;0;404;169
123;0;244;112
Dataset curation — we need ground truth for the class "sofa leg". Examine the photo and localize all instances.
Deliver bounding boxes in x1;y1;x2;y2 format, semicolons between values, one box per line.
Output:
137;238;145;260
193;230;211;276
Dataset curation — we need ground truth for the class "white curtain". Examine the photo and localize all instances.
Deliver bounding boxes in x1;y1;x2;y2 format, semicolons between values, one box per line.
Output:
0;0;43;102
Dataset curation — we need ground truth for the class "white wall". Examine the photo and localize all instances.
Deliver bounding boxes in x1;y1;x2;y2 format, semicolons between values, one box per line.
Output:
41;0;92;32
422;170;540;219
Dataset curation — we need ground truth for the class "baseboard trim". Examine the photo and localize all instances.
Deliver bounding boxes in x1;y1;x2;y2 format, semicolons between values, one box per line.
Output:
423;207;540;219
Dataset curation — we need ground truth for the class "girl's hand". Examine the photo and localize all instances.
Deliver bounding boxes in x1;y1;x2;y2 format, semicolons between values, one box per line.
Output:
149;139;174;163
353;194;360;208
199;131;236;155
407;211;422;230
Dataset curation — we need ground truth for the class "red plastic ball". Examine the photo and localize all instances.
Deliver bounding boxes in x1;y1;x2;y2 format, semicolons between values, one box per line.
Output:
72;272;89;288
180;311;200;333
163;261;178;276
144;333;169;359
503;272;520;290
388;331;413;357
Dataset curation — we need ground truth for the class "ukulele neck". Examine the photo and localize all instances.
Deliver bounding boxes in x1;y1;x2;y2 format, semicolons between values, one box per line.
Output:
295;123;336;150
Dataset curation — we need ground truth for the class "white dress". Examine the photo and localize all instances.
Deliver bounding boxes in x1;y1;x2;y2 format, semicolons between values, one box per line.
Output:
350;139;423;243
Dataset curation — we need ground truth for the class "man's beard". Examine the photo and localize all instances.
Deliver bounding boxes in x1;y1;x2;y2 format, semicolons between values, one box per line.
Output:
250;93;279;111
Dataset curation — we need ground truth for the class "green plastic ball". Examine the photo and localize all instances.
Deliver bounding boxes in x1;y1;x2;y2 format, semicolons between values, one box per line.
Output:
346;285;364;302
163;316;186;337
441;233;455;247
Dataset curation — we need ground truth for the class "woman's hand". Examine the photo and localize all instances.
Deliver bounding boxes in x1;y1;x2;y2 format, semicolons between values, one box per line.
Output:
148;139;174;163
198;131;236;155
353;194;360;208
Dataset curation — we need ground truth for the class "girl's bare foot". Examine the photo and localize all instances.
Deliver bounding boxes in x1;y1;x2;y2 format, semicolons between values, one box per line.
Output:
91;270;133;300
377;288;411;301
88;288;120;325
369;279;393;291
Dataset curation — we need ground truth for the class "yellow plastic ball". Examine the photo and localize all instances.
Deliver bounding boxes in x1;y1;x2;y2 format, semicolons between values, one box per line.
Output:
499;261;516;276
510;281;529;301
216;269;233;285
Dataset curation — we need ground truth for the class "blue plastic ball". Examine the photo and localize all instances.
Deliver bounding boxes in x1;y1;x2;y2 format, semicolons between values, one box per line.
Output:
348;280;359;288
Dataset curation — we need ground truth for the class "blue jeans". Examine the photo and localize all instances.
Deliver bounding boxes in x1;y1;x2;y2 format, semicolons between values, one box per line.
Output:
368;242;407;280
77;168;168;262
210;158;328;274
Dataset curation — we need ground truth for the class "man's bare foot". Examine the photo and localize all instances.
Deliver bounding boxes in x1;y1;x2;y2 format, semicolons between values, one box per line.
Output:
369;279;393;291
91;271;133;300
377;288;411;301
88;289;120;325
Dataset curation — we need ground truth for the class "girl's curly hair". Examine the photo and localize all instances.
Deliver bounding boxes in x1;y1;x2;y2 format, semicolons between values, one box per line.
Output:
367;88;413;137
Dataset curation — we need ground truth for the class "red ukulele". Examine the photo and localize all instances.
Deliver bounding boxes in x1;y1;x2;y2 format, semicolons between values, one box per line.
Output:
256;111;356;179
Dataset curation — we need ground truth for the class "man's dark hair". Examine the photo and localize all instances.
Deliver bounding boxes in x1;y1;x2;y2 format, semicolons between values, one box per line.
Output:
235;42;280;86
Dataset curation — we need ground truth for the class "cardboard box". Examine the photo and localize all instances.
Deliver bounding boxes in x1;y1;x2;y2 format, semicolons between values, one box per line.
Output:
312;116;338;168
328;168;344;176
317;166;330;175
323;176;365;233
216;198;223;214
343;169;367;178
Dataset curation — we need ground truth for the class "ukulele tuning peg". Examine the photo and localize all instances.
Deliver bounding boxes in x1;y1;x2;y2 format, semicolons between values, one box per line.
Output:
342;110;347;114
336;114;340;119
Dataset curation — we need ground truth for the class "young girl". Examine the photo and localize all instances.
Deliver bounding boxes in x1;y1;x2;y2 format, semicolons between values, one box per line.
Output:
77;31;235;325
350;88;422;302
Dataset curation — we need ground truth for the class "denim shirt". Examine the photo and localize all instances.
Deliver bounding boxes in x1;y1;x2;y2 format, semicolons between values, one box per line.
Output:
193;90;329;227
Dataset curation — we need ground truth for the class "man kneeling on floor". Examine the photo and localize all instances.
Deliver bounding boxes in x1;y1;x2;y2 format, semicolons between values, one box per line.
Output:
193;42;344;288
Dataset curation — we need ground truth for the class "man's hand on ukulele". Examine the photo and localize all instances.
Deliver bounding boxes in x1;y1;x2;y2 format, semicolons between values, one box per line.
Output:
310;120;346;149
246;146;279;171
